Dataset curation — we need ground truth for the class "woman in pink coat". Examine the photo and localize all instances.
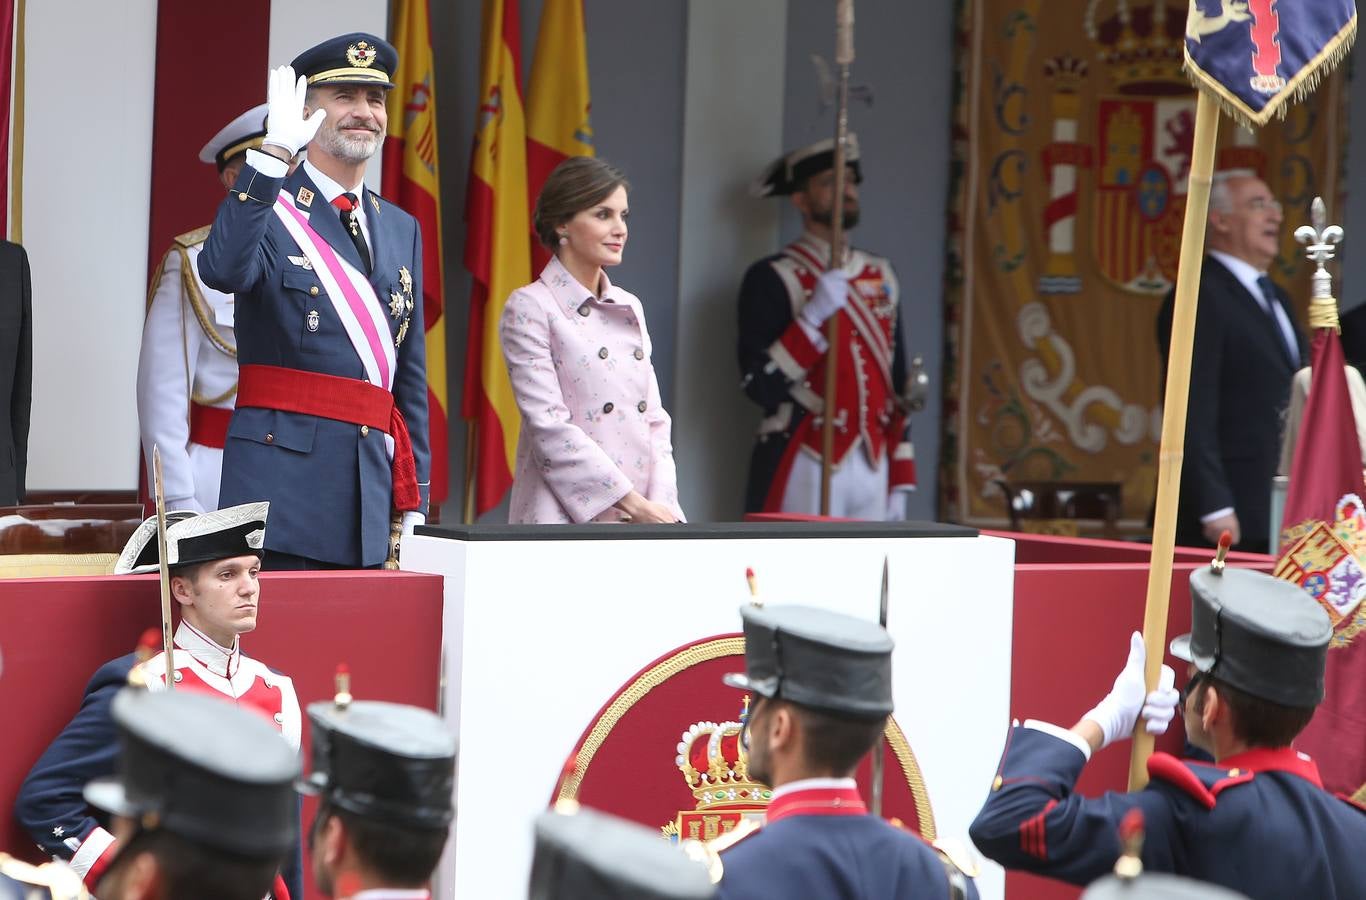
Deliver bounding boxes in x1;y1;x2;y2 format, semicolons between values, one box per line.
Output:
500;157;684;524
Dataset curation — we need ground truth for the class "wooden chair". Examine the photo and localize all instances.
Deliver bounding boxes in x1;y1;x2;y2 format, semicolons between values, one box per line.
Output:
0;504;146;576
993;480;1123;539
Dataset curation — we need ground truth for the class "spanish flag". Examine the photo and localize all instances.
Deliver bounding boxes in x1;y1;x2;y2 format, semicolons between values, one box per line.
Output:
526;0;593;273
462;0;530;516
384;0;448;506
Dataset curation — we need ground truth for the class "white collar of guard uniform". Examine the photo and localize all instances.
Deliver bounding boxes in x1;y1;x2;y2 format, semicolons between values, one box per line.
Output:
302;158;365;204
793;230;859;274
769;776;859;802
540;255;627;312
174;620;241;679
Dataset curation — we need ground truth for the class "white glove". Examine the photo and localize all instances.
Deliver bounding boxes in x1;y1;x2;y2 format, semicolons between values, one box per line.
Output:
885;490;910;521
262;66;326;157
401;511;426;537
800;270;850;329
1082;632;1179;750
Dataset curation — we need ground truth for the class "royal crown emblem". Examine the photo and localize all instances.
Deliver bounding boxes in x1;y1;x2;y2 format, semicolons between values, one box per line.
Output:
664;698;771;842
347;41;377;69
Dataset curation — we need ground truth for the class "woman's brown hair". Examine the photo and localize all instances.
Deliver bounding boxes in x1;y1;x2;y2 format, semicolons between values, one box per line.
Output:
532;157;631;249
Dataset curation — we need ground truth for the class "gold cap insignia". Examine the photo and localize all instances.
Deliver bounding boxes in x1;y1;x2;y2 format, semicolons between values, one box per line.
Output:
347;41;377;68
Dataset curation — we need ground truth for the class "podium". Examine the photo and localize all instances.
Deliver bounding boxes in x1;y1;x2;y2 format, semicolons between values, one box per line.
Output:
403;521;1016;899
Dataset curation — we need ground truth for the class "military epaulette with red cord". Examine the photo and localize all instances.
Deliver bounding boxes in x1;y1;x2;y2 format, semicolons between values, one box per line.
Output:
1147;752;1257;808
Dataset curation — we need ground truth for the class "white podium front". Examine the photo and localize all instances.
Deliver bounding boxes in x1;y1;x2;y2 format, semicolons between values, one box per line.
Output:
404;521;1015;899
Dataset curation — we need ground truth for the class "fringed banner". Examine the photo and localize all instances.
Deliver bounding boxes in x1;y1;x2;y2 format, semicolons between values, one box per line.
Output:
1185;0;1357;129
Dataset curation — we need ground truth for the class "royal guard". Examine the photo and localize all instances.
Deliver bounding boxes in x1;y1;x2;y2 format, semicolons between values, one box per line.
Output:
14;503;302;899
198;34;430;570
738;135;920;520
136;104;270;514
529;804;716;900
714;604;977;899
969;562;1366;895
80;689;300;900
301;686;456;899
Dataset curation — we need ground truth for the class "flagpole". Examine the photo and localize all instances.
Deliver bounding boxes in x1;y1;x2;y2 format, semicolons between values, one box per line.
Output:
819;0;855;515
1128;90;1220;790
463;419;477;524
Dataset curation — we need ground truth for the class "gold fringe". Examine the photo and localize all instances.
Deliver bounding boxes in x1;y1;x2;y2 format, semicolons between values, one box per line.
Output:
1183;16;1357;130
1307;295;1341;332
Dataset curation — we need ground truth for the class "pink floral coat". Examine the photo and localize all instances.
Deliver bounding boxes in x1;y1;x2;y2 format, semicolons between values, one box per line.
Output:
499;257;684;524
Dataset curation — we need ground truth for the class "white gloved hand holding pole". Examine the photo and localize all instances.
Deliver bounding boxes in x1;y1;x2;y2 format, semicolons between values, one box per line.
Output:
262;66;326;158
1081;631;1179;750
800;270;850;329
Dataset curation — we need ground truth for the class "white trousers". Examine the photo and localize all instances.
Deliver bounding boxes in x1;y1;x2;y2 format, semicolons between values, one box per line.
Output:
779;445;894;520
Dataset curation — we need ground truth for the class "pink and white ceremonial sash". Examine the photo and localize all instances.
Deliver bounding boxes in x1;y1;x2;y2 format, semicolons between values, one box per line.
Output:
272;191;396;391
273;191;398;458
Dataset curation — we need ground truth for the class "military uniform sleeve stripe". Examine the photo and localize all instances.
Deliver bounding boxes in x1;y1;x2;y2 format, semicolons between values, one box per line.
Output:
1019;799;1057;860
69;826;116;887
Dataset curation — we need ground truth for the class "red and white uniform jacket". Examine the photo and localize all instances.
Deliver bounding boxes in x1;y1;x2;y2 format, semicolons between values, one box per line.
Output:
738;232;915;513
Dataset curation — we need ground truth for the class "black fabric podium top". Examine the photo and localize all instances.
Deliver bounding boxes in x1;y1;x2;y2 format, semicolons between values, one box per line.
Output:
415;520;978;542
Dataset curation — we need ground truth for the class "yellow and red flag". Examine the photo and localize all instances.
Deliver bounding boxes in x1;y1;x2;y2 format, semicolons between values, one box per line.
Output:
526;0;593;272
462;0;530;516
384;0;448;504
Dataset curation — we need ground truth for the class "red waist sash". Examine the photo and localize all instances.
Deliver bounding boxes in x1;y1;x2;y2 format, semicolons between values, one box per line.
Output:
189;402;232;449
236;363;419;511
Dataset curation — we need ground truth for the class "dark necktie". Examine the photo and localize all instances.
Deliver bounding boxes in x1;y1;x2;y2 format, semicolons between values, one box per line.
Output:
1255;274;1297;366
331;192;372;273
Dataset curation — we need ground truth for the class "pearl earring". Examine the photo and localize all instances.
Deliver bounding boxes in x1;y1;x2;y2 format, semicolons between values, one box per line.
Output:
558;235;568;246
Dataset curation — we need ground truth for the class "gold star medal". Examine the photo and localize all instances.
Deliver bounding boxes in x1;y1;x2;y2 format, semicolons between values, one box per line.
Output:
389;291;405;319
398;266;413;297
396;317;410;347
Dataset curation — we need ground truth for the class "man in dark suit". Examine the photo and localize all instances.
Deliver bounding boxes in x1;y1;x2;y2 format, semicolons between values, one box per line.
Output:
0;241;31;505
1157;171;1306;554
199;34;428;569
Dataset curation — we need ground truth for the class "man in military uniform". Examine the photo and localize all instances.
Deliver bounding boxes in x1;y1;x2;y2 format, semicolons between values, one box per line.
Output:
529;804;716;900
714;604;977;899
969;564;1366;897
199;34;429;569
738;136;917;519
15;503;301;898
83;689;300;900
137;104;270;513
300;691;456;898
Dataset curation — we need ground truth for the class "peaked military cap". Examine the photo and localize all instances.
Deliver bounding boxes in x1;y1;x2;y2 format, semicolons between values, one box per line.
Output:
301;700;456;830
113;502;268;575
723;604;894;719
1169;567;1331;708
529;805;716;900
1082;873;1250;899
199;103;269;171
291;33;397;90
752;133;863;197
84;689;300;858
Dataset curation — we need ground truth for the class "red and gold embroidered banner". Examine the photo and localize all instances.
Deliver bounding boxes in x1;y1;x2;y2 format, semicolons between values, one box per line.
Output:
941;0;1347;531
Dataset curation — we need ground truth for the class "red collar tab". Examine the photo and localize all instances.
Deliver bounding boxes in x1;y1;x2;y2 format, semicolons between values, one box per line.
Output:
766;786;867;823
1218;746;1323;788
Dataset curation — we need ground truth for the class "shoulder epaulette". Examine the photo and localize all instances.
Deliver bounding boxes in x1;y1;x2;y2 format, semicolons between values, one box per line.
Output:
1148;752;1262;808
707;817;761;854
174;224;212;248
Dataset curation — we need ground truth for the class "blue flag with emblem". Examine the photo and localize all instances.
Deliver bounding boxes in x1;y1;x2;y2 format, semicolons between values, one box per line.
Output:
1184;0;1356;127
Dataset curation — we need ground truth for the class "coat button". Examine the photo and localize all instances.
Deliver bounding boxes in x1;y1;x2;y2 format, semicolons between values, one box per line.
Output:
603;402;614;414
634;349;644;360
273;712;285;725
173;671;183;683
237;192;248;201
360;425;370;436
578;303;591;317
598;347;609;359
265;433;274;444
310;286;320;296
991;775;1003;791
637;401;647;413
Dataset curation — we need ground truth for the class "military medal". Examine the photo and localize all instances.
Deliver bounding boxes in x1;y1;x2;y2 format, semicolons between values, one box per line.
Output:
346;211;361;237
389;291;406;319
296;187;315;208
398;266;413;296
396;317;410;347
287;255;313;270
307;310;320;332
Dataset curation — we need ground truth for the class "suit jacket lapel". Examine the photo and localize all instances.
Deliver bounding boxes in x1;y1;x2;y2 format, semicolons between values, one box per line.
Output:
287;168;368;275
1208;257;1297;370
364;187;387;293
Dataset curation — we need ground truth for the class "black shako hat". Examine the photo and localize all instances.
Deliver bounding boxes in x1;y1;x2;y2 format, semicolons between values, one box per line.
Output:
301;700;456;830
752;134;864;197
1169;567;1332;708
84;689;300;858
114;502;268;575
529;805;716;900
291;33;397;89
1082;872;1250;899
723;604;894;719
